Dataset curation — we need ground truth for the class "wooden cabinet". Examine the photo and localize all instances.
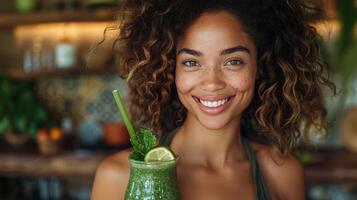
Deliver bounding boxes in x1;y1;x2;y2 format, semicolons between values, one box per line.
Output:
0;9;115;27
0;8;117;80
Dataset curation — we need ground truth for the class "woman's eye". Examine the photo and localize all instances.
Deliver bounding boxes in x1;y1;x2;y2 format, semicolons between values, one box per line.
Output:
224;59;243;66
182;60;200;67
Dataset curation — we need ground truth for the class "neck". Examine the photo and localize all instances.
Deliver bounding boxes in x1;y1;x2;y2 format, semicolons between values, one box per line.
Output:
175;114;246;169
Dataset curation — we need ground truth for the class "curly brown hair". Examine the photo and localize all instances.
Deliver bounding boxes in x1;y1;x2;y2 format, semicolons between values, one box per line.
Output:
114;0;335;155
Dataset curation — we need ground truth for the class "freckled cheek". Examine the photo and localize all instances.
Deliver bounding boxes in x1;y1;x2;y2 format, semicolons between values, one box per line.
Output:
175;73;195;94
229;76;256;92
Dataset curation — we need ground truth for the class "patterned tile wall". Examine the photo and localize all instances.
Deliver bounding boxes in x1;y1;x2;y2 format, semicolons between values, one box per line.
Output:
36;74;129;147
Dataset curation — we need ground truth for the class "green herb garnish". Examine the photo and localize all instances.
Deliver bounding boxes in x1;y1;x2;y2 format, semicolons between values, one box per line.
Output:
130;128;157;160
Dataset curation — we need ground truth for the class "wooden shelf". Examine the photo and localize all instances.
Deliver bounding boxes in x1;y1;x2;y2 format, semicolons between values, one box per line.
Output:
0;151;106;178
304;149;357;184
0;138;129;178
0;9;116;27
3;66;118;80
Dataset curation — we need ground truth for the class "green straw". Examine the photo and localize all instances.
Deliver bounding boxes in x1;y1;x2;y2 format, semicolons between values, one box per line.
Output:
112;90;135;138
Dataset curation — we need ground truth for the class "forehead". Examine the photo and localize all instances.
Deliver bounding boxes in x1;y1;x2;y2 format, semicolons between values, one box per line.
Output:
176;10;255;51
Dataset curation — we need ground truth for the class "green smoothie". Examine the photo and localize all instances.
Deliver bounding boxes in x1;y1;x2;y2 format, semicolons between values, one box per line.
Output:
112;90;180;199
125;158;180;200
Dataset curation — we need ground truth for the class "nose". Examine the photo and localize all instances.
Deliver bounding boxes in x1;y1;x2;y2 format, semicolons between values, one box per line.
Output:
199;66;226;92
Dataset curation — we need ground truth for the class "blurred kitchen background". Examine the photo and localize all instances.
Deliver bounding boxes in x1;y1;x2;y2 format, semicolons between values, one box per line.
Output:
0;0;356;199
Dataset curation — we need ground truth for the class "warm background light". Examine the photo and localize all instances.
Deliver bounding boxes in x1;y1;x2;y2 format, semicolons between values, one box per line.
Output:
14;21;118;48
13;22;119;69
313;20;341;40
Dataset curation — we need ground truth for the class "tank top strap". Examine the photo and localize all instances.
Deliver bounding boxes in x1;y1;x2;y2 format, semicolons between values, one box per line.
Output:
241;137;271;200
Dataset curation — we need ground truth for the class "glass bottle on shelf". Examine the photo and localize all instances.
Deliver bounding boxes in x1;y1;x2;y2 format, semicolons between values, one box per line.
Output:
22;37;43;73
61;100;75;150
31;37;42;71
41;38;55;71
55;24;77;69
22;40;33;73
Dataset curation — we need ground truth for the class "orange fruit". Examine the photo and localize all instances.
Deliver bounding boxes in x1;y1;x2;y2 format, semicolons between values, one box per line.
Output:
50;127;63;141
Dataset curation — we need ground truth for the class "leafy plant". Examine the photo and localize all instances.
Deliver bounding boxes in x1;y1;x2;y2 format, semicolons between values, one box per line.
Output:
321;0;357;116
0;74;50;139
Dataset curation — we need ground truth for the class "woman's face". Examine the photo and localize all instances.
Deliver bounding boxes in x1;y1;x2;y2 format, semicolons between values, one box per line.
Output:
175;10;257;130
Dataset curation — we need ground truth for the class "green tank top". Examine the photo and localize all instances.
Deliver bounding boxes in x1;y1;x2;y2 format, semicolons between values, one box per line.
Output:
159;128;271;200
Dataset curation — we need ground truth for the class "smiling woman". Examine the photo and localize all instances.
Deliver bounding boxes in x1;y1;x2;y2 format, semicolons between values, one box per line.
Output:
91;0;335;200
175;11;257;130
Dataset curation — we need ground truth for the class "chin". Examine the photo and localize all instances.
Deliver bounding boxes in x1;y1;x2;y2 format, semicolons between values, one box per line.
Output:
196;114;238;131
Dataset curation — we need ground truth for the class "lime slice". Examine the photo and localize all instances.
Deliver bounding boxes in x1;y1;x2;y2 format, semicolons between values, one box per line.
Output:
144;146;176;162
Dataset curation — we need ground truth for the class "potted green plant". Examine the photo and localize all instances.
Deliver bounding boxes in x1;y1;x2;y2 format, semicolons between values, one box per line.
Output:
318;0;357;147
320;0;357;113
0;74;50;146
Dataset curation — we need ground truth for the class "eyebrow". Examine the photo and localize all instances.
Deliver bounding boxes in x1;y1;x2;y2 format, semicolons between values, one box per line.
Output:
220;46;251;55
176;45;251;56
176;48;203;56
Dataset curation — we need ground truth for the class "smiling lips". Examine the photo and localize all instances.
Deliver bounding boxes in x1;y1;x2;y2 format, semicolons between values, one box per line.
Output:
199;98;229;108
193;95;234;115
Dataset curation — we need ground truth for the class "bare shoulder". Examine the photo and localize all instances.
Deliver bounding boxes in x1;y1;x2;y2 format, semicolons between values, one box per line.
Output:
250;142;305;200
91;149;131;200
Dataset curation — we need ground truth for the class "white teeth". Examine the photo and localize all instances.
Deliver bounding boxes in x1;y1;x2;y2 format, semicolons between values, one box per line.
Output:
212;101;218;107
199;98;228;108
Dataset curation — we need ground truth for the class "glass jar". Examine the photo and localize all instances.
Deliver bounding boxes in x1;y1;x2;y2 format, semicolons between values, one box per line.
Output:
125;158;181;200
